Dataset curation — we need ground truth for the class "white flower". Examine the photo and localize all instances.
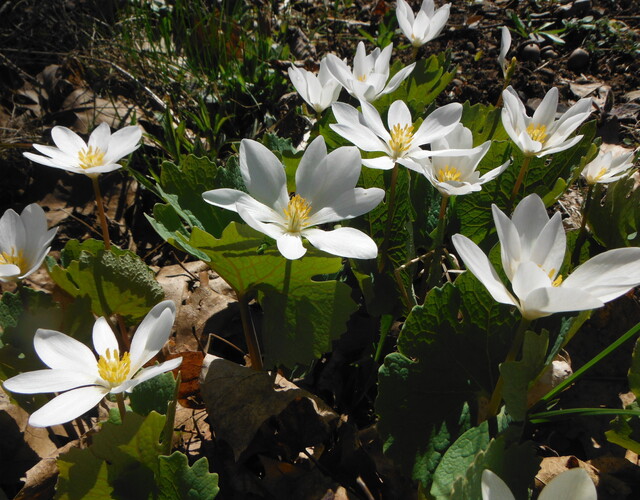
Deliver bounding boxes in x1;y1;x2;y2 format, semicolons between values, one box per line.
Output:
24;122;142;177
330;99;462;171
324;42;416;102
452;194;640;320
498;26;512;77
202;137;384;260
421;123;510;197
581;149;636;185
288;58;342;114
501;86;592;157
396;0;450;48
481;468;596;500
2;300;182;427
0;203;57;283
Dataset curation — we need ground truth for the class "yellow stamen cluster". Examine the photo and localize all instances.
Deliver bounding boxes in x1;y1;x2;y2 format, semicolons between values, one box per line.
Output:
0;248;27;273
97;348;131;387
526;123;548;144
78;146;106;170
588;167;608;184
357;74;367;82
547;268;563;287
283;195;312;233
389;123;414;158
437;166;463;183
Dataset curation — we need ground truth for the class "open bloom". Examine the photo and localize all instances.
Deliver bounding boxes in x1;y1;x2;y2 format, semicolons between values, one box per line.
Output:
452;194;640;320
497;26;512;77
3;301;182;427
581;149;636;185
288;58;342;114
421;123;510;196
24;122;142;177
330;99;462;171
324;42;415;102
396;0;450;48
0;203;57;283
202;137;384;260
482;469;596;500
501;86;591;157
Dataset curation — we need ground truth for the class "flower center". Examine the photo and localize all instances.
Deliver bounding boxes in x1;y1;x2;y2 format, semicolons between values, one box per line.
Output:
283;195;312;233
588;167;608;184
437;166;462;182
78;146;106;169
389;123;414;158
357;74;367;82
526;123;548;144
547;268;563;287
97;348;131;387
0;248;27;273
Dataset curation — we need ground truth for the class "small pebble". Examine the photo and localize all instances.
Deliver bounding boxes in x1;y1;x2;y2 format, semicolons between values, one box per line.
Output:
568;48;590;72
542;48;558;59
521;43;540;62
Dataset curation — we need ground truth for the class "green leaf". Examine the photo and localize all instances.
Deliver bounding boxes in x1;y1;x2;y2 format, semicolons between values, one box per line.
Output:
606;401;640;455
157;453;220;500
188;223;358;367
588;176;640;249
376;53;456;116
55;448;113;499
56;412;167;499
501;330;549;421
430;416;508;498
130;371;177;416
460;101;508;144
449;435;540;500
629;336;640;399
376;273;518;486
48;239;165;324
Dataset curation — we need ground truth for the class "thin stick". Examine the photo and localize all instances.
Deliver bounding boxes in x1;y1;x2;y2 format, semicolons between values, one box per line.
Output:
571;184;596;267
485;318;531;420
508;155;532;211
378;163;400;273
92;176;111;250
238;294;263;371
116;393;127;422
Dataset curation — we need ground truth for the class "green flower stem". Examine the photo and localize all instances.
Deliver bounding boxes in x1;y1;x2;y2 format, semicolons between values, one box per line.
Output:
529;407;640;424
374;314;394;364
539;320;640;405
485;317;532;419
508;155;533;211
238;292;263;371
116;392;127;422
378;162;400;273
411;46;419;60
92;176;111;250
571;183;597;267
425;196;449;291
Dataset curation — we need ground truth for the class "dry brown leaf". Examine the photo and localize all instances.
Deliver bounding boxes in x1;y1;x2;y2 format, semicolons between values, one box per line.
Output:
535;456;599;490
200;355;338;461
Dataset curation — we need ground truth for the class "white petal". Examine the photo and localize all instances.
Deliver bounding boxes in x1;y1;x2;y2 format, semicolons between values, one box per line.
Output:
276;233;307;260
511;194;550;258
239;139;289;209
380;63;416;96
114;357;183;394
511;261;552;302
0;209;25;254
308;187;385;225
129;300;176;373
28;385;108;428
478;160;510;184
3;369;98;394
522;286;603;320
23;151;75;170
537;135;583;157
329;122;386;152
51;126;86;155
236;203;286;241
362;156;396;170
92;317;120;358
288;65;311;104
295;135;329;199
0;264;21;281
481;470;515;500
412;103;462;145
303;227;378;259
562;248;640;303
324;54;355;91
202;188;246;212
88;122;112;151
530;212;566;276
358;100;389;142
451;234;517;306
492;204;521;281
531;87;559;127
387;100;413;129
104;125;142;163
34;329;98;373
538;469;597;500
